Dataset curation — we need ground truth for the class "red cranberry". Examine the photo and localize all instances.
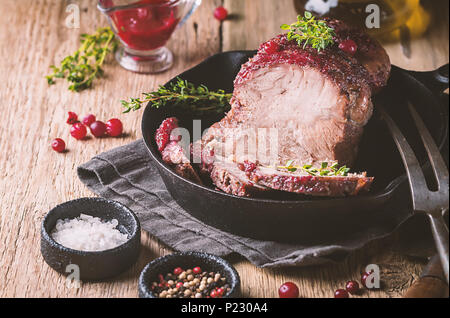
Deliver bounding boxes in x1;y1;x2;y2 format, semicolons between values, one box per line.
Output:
345;280;359;294
82;114;96;126
261;41;280;54
361;271;374;288
51;138;66;153
193;267;202;274
214;6;228;21
210;290;218;298
89;121;107;137
176;282;183;289
106;118;123;137
339;39;358;55
173;267;183;275
66;111;78;125
278;282;299;298
70;123;87;140
334;289;349;298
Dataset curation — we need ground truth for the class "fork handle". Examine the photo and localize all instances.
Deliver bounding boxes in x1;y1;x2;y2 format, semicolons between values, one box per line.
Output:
428;213;449;283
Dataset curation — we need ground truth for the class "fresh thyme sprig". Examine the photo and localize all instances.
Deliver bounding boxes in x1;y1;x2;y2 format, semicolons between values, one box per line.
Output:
46;27;118;92
281;11;335;52
121;78;233;114
277;160;351;176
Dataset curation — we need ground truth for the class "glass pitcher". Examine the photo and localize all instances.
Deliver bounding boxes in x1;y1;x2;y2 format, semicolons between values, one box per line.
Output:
98;0;201;73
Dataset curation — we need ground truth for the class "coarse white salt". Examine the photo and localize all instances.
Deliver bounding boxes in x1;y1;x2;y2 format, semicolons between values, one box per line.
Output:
51;214;129;252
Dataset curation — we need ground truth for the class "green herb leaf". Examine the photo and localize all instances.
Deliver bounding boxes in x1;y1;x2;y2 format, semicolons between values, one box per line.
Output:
121;78;233;114
277;161;354;177
280;11;335;52
46;27;118;92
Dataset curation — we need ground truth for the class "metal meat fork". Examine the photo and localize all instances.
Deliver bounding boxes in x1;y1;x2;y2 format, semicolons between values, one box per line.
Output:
380;102;449;283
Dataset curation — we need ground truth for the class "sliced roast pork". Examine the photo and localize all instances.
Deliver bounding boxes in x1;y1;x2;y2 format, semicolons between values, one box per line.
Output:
155;117;203;185
246;164;373;197
209;160;269;197
158;17;390;197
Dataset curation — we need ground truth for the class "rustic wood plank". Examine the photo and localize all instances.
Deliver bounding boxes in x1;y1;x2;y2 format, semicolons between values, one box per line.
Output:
0;0;447;298
0;0;222;298
222;0;298;51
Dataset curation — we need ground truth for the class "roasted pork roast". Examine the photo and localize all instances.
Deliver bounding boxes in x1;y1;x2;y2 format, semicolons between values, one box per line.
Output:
156;18;390;197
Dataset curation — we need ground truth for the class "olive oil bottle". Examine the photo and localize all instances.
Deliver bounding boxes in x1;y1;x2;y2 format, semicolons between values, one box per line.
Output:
293;0;428;39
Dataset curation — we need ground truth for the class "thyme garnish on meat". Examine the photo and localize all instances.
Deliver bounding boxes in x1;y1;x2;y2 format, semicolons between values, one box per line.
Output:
46;27;118;92
121;77;233;114
278;160;351;176
281;11;335;52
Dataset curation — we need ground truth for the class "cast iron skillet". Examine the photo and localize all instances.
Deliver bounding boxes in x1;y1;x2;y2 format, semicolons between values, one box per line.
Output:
142;50;449;241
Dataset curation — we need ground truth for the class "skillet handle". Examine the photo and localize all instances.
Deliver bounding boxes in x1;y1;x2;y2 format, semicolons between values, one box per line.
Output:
407;64;449;96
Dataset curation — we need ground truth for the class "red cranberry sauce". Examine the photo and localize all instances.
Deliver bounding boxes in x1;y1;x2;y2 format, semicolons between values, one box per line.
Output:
110;0;180;51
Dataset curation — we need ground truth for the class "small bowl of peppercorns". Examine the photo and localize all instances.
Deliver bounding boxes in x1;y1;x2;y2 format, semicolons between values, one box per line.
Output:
139;252;240;298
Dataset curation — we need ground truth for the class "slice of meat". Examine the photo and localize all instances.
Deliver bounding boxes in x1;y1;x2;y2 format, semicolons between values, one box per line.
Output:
210;161;269;197
247;165;373;197
156;118;203;185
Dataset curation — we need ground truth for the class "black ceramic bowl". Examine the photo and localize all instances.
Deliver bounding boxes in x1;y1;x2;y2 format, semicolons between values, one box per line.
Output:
139;252;240;298
41;197;141;281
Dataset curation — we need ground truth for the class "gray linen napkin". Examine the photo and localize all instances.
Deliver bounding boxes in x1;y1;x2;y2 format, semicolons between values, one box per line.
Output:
77;140;431;268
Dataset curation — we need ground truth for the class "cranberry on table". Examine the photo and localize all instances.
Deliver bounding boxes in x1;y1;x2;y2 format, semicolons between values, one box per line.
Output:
278;282;299;298
214;6;228;21
51;138;66;153
334;289;349;298
193;266;202;274
361;271;374;288
89;121;107;138
106;118;123;137
339;39;358;55
66;111;78;125
345;280;359;294
82;114;96;126
70;123;87;140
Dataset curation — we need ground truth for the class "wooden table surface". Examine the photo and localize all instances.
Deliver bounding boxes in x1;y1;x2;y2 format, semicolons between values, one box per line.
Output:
0;0;448;298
